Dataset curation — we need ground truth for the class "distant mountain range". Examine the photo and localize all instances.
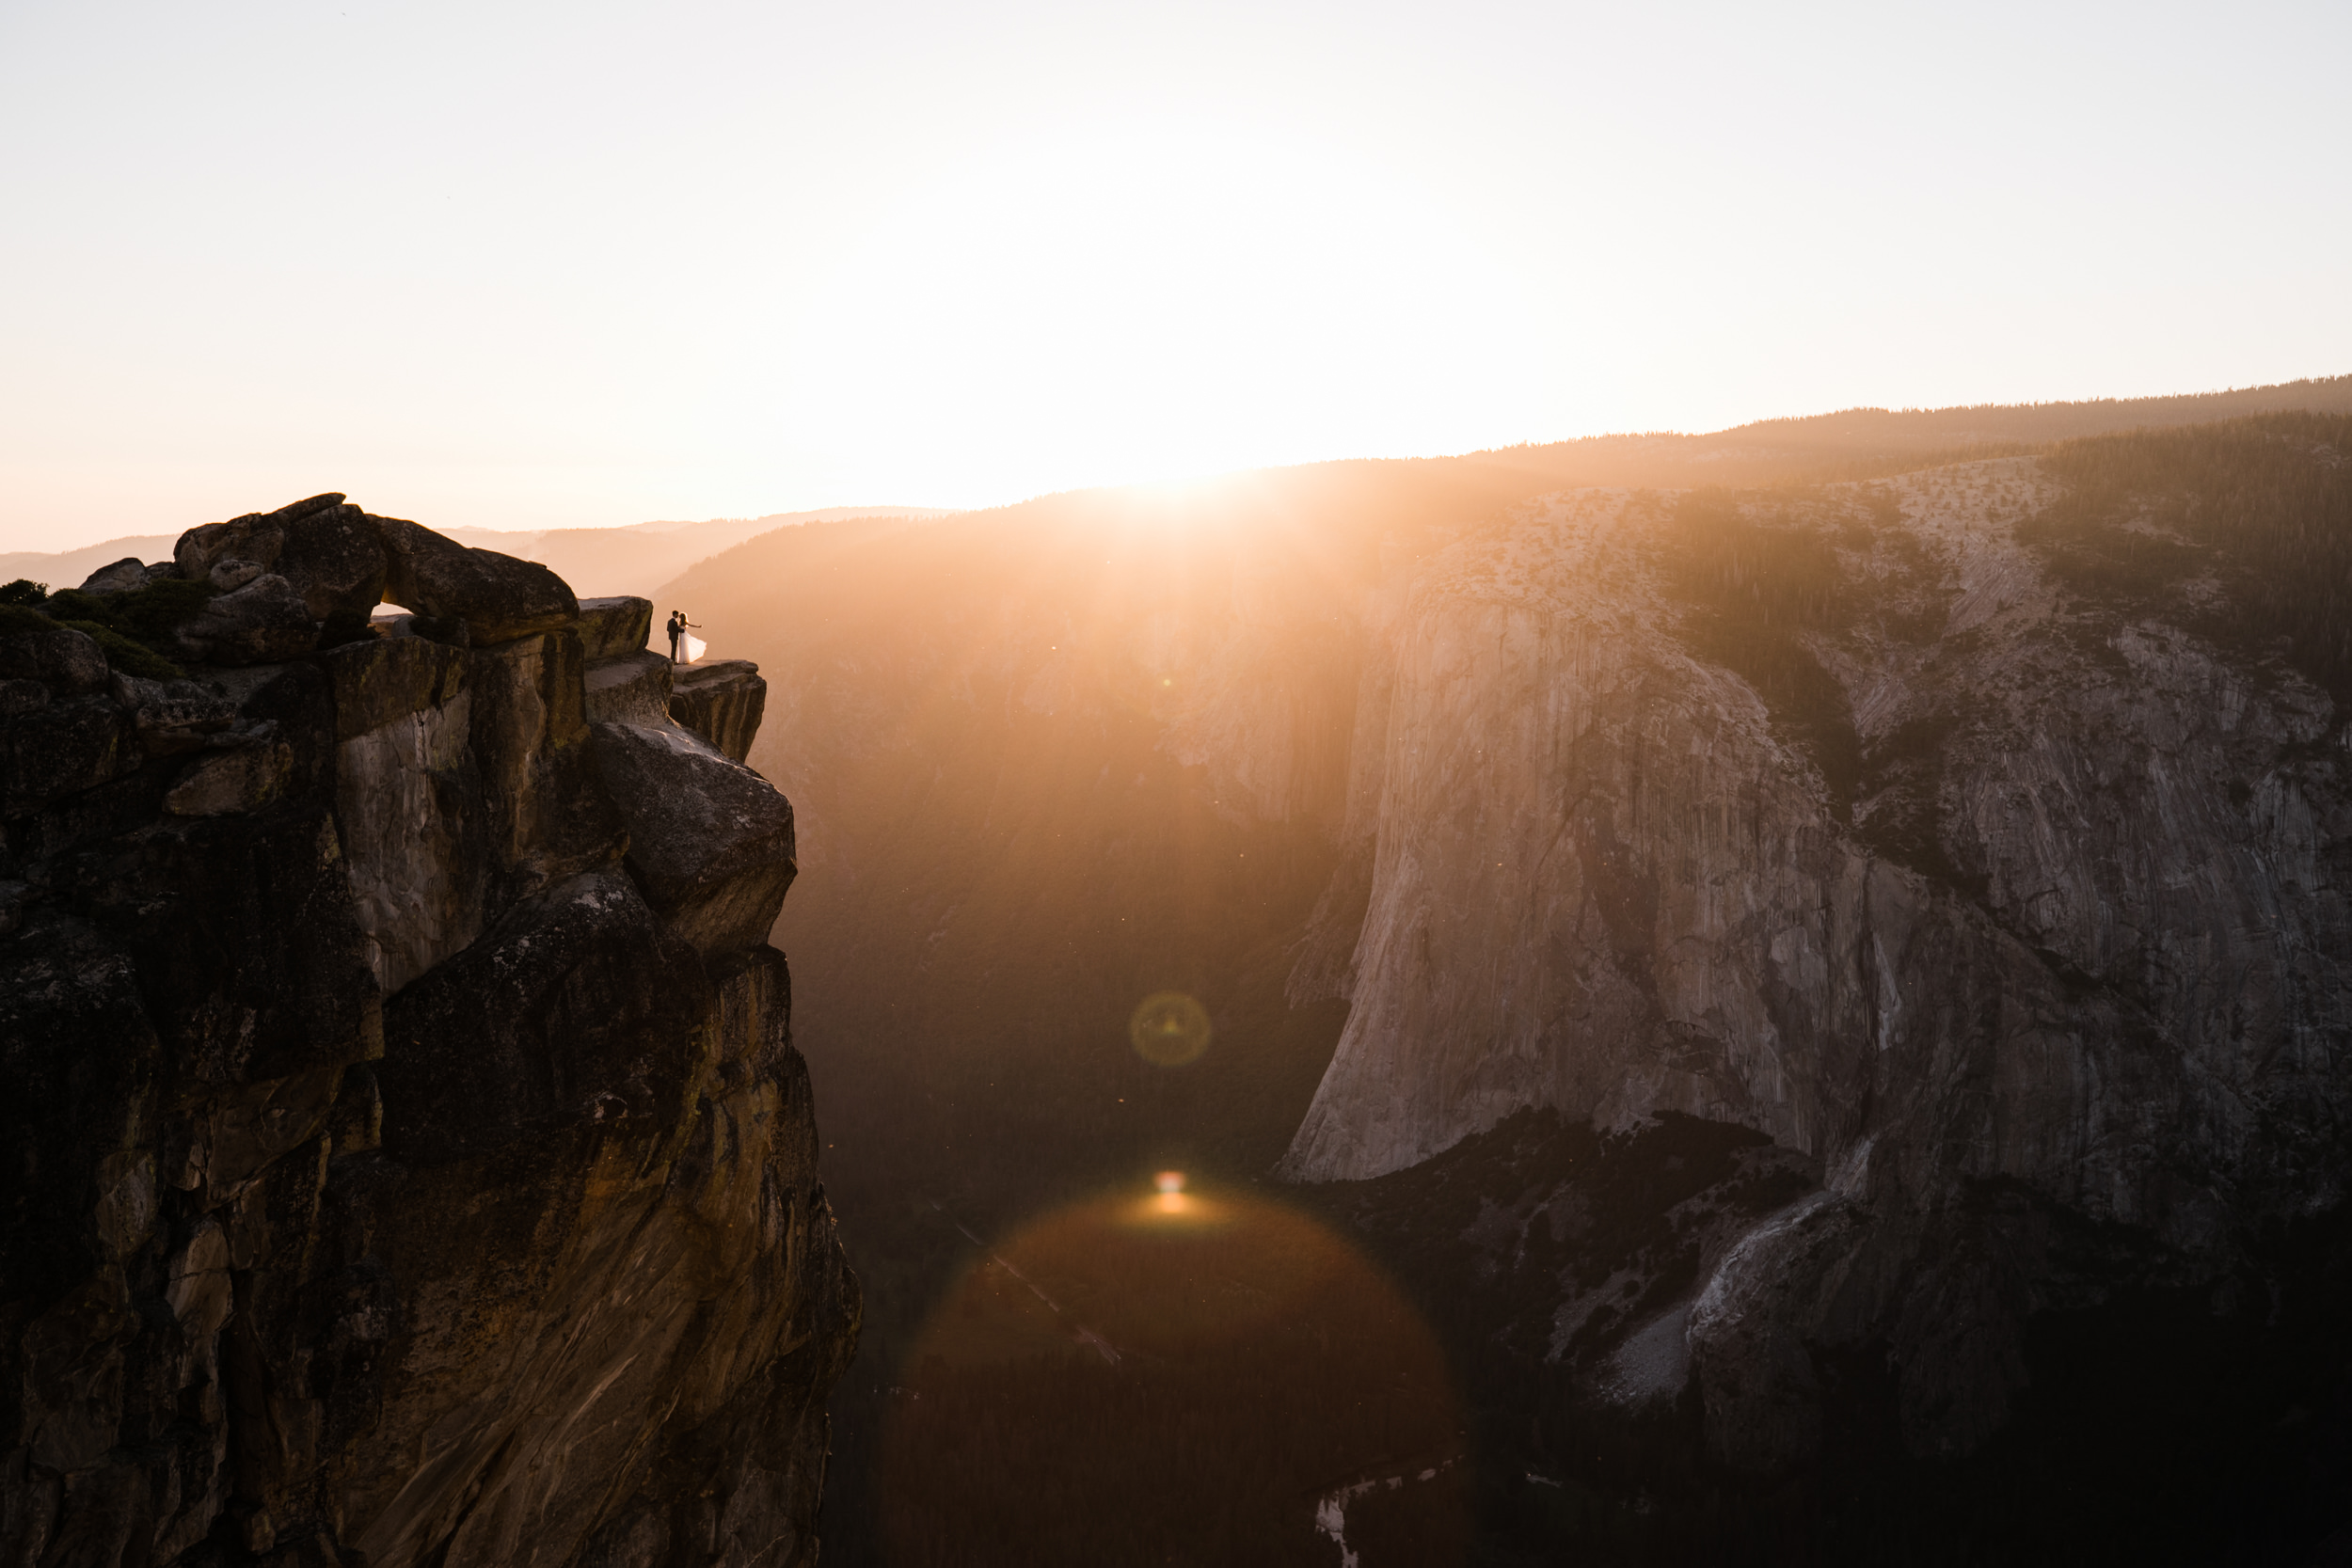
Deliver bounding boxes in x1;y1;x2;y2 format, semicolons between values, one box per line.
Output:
0;504;957;604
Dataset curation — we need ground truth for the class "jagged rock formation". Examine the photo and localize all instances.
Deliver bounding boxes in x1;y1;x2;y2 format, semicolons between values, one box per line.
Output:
1;499;856;1567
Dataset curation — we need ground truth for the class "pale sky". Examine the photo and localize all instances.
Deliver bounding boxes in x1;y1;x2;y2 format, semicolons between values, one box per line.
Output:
3;0;2346;552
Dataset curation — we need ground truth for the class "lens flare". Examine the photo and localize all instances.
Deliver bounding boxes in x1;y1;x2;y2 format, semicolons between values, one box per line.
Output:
1128;990;1211;1067
882;1183;1464;1564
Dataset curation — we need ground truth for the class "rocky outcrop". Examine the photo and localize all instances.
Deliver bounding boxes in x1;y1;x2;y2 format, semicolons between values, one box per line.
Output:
576;596;655;661
591;721;799;957
669;662;767;764
75;560;153;596
1;505;854;1567
374;515;576;647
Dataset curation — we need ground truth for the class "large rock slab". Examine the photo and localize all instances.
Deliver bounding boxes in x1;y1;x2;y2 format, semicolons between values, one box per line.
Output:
2;696;134;813
576;595;653;660
108;673;239;756
375;869;705;1164
322;636;484;993
374;515;577;646
0;619;109;695
591;720;797;955
274;501;389;624
160;741;294;816
584;649;673;727
668;658;767;763
466;628;628;903
172;574;319;666
74;559;151;596
172;492;345;580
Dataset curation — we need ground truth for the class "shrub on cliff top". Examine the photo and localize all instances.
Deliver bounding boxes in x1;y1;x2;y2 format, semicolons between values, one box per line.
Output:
53;619;184;679
37;578;216;677
0;578;47;606
0;591;192;679
96;578;218;643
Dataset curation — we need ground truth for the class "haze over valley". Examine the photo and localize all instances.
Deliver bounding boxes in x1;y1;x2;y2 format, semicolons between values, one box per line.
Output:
7;0;2351;1561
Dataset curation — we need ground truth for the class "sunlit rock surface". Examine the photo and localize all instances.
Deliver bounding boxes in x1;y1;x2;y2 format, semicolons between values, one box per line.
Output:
0;503;854;1567
1273;470;2352;1465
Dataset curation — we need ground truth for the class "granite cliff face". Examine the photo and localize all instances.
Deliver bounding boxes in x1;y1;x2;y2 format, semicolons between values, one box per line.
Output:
2;498;854;1568
1271;458;2351;1465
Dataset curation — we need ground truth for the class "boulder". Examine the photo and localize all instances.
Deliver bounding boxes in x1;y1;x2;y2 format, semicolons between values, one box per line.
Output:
109;673;239;756
591;720;797;955
0;620;109;695
208;558;263;591
0;679;45;716
163;742;294;817
173;493;348;583
176;519;284;582
3;697;133;811
172;575;319;666
576;595;653;659
373;515;577;646
275;502;388;624
321;633;468;740
668;658;767;763
583;650;673;728
75;559;150;596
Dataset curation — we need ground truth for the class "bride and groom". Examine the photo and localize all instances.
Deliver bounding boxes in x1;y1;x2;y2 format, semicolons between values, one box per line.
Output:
665;610;705;664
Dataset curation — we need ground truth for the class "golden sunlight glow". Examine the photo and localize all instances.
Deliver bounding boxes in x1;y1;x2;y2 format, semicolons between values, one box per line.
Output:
1152;1170;1188;1215
775;117;1542;500
882;1183;1466;1559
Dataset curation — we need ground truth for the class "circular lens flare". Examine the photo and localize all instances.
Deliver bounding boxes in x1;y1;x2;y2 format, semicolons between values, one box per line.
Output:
882;1184;1465;1564
1128;990;1211;1067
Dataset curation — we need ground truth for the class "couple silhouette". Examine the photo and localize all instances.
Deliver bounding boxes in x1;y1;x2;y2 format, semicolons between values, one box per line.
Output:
665;610;704;664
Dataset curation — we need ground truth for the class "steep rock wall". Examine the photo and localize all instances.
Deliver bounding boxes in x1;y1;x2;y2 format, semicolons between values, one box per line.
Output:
1275;468;2352;1462
2;505;856;1567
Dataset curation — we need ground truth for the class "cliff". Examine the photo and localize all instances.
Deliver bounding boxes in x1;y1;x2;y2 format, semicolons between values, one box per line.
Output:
1;497;854;1568
1274;455;2352;1464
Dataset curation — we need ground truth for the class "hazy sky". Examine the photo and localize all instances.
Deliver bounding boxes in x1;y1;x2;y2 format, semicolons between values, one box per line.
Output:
3;0;2346;551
